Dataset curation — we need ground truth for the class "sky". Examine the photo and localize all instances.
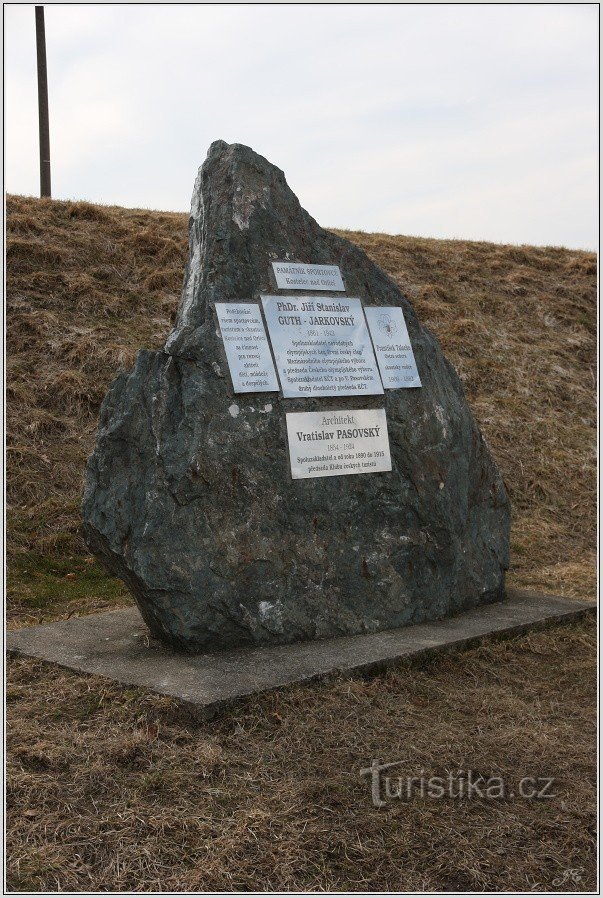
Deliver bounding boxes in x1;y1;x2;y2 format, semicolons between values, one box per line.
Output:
4;4;599;249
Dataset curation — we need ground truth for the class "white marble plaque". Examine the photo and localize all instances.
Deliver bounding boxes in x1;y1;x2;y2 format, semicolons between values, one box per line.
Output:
286;409;391;479
261;295;384;398
272;261;345;292
365;307;421;388
215;302;279;393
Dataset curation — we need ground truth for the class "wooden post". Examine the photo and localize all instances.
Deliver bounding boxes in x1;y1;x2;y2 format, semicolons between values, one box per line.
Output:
35;6;51;197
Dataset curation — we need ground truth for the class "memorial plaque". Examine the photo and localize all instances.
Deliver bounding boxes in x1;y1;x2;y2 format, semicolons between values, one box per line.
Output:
365;306;422;388
272;261;345;292
261;295;384;398
286;409;392;479
215;302;279;393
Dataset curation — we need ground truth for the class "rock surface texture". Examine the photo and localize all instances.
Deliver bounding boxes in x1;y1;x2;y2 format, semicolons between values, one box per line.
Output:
82;141;511;651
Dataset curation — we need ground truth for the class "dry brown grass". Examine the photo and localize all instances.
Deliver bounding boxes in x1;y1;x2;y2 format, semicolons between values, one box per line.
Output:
6;196;596;625
7;620;596;892
5;195;597;891
7;195;188;623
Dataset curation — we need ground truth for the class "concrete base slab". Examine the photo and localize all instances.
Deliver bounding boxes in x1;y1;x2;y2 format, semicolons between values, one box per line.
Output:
7;589;595;715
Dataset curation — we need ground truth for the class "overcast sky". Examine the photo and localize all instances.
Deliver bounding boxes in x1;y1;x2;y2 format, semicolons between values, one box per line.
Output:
5;4;598;249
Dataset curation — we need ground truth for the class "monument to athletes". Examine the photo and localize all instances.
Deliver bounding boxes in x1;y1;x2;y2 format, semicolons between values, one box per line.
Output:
82;141;510;651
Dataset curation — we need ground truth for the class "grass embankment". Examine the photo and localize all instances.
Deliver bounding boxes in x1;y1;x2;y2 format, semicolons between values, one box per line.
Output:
6;195;597;891
6;195;596;623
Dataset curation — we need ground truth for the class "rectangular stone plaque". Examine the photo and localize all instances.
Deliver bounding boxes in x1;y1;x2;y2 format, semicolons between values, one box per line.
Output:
286;409;392;479
272;261;345;292
261;295;384;398
215;302;279;393
365;306;422;388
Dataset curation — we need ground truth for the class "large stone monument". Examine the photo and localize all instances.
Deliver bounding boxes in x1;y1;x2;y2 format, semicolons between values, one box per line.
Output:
82;140;511;651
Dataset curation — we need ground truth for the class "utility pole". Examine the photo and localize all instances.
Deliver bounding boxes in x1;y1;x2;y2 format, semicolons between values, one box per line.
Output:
35;5;51;197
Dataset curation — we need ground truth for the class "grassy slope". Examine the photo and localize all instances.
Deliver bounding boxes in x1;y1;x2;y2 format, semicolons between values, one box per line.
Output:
6;196;596;624
6;195;597;891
